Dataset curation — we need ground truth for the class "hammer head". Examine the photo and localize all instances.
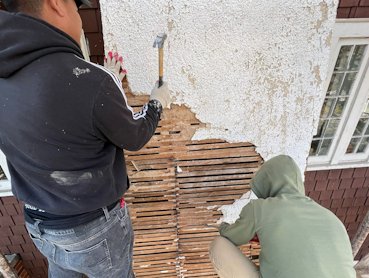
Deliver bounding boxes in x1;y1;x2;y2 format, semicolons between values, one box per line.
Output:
153;33;167;48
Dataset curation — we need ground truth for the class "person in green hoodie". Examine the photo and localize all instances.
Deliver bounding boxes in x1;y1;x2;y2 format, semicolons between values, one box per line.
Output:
209;155;356;278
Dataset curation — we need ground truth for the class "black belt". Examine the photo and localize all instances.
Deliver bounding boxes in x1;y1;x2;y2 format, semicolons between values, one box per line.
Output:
25;200;119;230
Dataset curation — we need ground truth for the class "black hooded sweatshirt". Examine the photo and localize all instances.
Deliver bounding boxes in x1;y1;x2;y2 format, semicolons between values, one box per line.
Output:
0;11;161;216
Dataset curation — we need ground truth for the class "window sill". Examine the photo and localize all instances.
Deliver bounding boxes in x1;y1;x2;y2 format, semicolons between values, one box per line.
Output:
306;161;369;171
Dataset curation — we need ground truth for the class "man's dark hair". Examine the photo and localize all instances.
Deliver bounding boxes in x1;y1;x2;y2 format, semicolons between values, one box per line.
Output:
1;0;43;15
1;0;91;14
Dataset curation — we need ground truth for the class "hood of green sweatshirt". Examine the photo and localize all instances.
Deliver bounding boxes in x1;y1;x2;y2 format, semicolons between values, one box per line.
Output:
251;155;305;198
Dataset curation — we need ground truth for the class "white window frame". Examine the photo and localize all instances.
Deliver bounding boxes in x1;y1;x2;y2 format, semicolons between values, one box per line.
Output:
0;32;91;197
0;150;11;197
307;19;369;171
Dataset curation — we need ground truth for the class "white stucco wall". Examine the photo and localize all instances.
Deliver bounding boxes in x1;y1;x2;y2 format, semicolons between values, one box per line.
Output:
99;0;338;172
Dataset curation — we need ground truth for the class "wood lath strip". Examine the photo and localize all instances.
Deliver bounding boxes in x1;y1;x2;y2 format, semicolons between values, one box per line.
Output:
123;92;262;277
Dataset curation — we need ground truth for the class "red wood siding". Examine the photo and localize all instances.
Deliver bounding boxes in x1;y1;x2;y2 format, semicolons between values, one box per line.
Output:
79;0;105;65
305;167;369;260
338;0;369;18
0;197;47;278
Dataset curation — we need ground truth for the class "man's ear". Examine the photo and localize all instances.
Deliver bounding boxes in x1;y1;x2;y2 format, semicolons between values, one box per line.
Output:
46;0;68;17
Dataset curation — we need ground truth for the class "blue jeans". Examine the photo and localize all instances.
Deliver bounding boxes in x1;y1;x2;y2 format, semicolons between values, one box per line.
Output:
25;204;135;278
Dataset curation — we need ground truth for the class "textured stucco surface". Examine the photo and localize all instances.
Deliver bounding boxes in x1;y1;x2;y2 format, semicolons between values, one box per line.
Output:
99;0;338;171
219;191;258;224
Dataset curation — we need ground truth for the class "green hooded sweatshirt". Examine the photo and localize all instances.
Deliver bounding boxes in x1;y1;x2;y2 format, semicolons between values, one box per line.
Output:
219;155;356;278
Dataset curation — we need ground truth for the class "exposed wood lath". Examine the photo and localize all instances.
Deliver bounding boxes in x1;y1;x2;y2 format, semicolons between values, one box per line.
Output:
124;92;262;277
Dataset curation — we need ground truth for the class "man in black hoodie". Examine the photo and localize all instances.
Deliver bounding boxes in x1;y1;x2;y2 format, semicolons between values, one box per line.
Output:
0;0;171;277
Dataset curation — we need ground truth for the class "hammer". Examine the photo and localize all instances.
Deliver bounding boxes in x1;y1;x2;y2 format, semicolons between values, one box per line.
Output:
153;33;167;87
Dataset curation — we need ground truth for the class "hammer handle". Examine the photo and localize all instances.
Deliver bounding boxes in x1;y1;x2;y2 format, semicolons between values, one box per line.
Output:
158;48;164;87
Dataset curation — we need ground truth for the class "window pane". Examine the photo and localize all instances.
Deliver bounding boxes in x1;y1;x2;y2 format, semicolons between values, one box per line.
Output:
354;118;369;136
332;97;348;118
324;119;340;137
349;45;367;71
335;45;353;71
320;99;335;118
327;73;344;96
346;137;360;154
339;73;357;96
349;99;369;153
318;139;332;156
358;137;369;153
310;140;320;155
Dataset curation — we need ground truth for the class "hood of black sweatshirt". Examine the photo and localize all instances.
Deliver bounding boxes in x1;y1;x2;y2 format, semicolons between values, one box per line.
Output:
0;11;83;78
